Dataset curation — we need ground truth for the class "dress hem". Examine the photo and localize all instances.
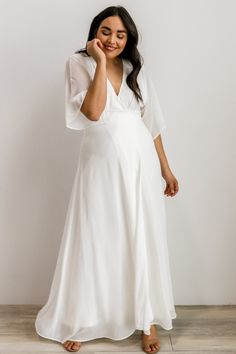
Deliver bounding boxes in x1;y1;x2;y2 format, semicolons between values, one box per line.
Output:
35;313;177;344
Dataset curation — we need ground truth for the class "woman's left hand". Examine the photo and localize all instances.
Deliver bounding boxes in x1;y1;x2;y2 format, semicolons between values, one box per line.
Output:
161;168;179;197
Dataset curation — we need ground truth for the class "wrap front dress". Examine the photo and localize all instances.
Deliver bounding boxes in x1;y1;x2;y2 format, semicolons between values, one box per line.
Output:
35;52;177;343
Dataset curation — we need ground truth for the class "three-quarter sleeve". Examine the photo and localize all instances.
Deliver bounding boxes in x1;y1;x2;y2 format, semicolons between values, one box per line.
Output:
141;65;167;140
65;54;98;130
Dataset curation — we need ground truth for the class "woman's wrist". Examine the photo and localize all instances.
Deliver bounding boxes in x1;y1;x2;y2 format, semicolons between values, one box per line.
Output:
96;57;106;66
160;162;171;174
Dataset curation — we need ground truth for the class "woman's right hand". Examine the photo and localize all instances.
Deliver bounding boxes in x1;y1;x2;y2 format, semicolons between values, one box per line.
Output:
86;39;106;63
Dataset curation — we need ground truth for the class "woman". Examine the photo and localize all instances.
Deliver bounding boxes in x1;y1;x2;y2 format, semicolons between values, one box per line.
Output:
35;5;179;354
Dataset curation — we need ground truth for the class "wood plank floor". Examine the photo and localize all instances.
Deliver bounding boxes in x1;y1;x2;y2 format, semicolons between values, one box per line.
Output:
0;305;235;353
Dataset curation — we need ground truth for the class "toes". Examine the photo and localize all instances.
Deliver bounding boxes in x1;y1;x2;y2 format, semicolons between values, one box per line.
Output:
63;341;81;352
63;341;69;349
144;343;159;353
68;342;73;350
68;342;74;351
153;343;158;349
153;343;160;352
72;342;81;350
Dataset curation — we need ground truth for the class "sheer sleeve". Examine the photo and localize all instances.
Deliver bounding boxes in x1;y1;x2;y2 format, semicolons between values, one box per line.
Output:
140;65;167;140
64;54;99;130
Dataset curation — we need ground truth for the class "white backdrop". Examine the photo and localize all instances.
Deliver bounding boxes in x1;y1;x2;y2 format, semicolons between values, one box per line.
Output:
0;0;235;305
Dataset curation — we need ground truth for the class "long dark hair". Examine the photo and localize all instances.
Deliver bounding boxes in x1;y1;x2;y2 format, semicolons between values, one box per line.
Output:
75;6;144;103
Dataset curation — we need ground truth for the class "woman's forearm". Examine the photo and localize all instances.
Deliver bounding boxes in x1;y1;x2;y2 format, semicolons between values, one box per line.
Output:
80;59;107;121
153;134;170;172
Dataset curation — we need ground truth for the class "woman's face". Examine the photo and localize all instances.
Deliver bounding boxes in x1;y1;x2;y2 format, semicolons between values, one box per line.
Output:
95;16;128;59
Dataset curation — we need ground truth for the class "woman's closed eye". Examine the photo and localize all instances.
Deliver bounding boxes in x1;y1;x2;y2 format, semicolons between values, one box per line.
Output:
102;31;125;39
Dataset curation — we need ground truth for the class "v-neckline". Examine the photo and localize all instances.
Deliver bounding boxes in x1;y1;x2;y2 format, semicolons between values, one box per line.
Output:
106;58;125;98
88;55;125;98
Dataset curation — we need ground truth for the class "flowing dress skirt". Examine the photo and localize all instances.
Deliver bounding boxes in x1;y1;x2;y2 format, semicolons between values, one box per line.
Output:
35;111;176;343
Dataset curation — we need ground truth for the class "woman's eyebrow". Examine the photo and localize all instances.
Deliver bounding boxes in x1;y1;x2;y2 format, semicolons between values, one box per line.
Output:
101;26;127;33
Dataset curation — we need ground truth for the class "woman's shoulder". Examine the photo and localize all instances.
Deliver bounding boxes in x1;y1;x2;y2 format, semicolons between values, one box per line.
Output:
66;51;92;69
68;51;89;61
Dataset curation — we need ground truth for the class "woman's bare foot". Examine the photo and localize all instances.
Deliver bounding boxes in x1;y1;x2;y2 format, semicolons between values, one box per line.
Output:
141;324;161;353
63;340;81;352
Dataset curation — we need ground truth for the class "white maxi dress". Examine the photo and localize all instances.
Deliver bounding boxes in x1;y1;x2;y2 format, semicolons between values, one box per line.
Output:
35;52;177;343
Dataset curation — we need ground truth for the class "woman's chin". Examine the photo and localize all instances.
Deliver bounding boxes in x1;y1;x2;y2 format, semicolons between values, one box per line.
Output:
104;50;122;60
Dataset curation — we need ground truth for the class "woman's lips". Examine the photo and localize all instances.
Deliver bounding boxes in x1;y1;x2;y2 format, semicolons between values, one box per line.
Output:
104;45;117;51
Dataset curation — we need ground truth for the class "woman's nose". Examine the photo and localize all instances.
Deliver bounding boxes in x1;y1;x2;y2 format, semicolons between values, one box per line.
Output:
107;33;116;44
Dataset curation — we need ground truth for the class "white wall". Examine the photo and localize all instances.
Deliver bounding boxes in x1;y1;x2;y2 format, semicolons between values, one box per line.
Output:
0;0;235;305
